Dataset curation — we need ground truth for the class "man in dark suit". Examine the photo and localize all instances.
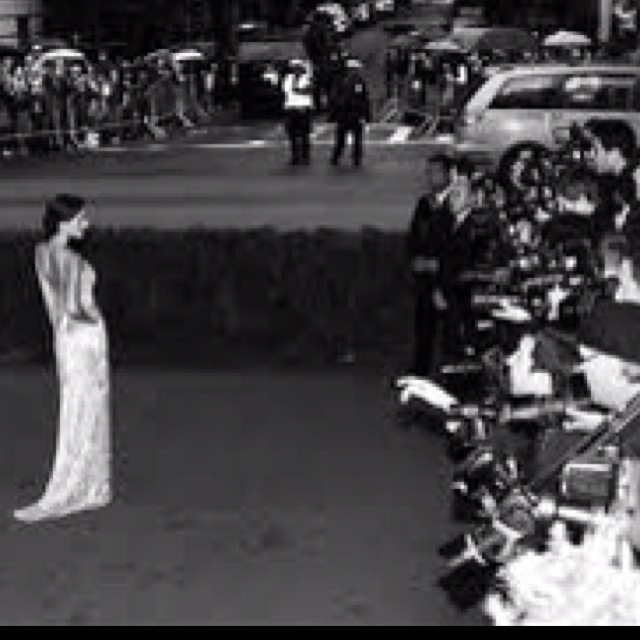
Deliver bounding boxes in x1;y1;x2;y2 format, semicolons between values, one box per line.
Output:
406;155;479;377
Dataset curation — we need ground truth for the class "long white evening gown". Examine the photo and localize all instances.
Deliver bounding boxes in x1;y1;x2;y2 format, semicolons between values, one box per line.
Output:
14;242;112;523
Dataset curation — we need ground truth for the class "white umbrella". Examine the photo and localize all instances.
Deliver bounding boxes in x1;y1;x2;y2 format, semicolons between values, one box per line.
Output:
544;30;592;49
38;48;86;61
424;38;465;54
173;50;205;63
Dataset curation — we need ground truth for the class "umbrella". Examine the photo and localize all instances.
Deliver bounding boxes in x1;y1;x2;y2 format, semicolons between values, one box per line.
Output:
424;38;466;55
388;32;422;51
144;49;173;64
237;40;306;64
543;30;592;49
173;50;206;63
452;27;539;54
38;48;86;62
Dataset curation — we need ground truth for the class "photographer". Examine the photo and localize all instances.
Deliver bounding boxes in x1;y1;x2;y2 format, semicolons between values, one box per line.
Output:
586;119;639;240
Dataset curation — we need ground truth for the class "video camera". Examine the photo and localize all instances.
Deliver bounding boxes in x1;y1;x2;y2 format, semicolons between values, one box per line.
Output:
397;375;639;610
435;388;640;611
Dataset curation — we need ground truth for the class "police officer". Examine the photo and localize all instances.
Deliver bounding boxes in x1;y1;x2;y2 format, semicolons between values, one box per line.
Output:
282;59;315;166
329;58;372;168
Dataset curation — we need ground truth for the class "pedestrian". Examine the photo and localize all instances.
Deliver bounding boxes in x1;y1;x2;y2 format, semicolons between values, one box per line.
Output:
329;58;372;168
282;58;315;166
14;194;112;524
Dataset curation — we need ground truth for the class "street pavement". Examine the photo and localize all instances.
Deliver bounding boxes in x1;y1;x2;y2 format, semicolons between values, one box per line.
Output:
0;122;448;232
0;6;461;233
0;368;488;626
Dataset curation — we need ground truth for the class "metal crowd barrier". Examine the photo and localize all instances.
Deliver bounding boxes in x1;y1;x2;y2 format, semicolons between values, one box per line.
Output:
0;74;215;156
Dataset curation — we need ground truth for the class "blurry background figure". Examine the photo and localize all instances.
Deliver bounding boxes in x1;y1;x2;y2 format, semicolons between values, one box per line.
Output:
303;9;340;112
329;57;372;168
613;0;639;55
282;58;315;166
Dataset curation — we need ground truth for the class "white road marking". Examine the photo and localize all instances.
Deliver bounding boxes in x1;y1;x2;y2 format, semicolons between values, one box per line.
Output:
388;126;413;144
90;125;446;154
311;124;331;140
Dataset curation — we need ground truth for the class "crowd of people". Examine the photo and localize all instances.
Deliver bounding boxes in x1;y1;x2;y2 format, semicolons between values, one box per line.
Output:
0;45;232;158
401;118;640;625
279;6;374;168
385;17;639;127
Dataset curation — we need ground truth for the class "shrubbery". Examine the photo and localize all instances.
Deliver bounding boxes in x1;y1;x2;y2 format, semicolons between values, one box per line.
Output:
0;228;414;369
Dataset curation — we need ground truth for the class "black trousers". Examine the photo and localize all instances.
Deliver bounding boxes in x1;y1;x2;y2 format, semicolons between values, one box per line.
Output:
413;283;443;378
413;282;472;379
284;109;312;164
331;120;365;166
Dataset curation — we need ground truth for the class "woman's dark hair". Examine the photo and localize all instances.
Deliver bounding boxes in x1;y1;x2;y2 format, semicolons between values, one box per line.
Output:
43;194;86;240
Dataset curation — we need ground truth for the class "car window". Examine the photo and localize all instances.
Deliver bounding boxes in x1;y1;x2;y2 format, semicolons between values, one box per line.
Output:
561;73;640;112
490;75;562;110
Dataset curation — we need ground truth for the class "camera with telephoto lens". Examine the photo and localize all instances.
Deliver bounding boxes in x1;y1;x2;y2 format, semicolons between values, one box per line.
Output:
438;430;624;609
443;403;496;462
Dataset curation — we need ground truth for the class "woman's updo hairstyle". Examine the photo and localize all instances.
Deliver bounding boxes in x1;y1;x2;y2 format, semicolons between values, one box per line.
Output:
43;194;86;240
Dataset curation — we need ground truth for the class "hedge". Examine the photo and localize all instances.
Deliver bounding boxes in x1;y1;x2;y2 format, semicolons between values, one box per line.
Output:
0;228;415;369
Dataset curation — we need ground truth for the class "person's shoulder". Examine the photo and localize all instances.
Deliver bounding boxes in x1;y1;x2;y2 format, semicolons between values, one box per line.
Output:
36;241;80;266
413;193;447;222
413;193;434;215
418;191;447;211
35;240;48;263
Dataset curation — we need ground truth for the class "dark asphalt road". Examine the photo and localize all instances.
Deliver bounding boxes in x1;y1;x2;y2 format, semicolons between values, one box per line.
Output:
0;368;488;626
0;120;448;232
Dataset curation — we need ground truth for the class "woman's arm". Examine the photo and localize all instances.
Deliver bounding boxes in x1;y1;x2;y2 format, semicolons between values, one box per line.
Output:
77;262;102;323
35;245;62;329
56;250;100;325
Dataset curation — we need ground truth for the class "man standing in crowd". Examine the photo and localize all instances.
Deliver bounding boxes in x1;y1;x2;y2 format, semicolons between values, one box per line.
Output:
329;58;372;168
282;58;315;167
583;120;639;239
406;157;484;378
406;154;458;377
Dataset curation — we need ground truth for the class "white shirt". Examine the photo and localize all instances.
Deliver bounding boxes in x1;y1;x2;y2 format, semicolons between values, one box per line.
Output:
283;71;314;111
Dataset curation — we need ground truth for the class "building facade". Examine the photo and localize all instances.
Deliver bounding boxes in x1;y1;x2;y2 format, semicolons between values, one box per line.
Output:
0;0;42;47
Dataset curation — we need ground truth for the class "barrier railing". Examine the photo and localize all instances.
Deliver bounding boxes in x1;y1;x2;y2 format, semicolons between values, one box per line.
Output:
0;75;218;156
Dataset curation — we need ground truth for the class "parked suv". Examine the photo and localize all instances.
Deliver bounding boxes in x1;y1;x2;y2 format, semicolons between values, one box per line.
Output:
452;64;640;175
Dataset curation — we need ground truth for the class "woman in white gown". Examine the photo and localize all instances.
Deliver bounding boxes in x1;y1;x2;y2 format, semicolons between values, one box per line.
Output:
14;194;112;523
